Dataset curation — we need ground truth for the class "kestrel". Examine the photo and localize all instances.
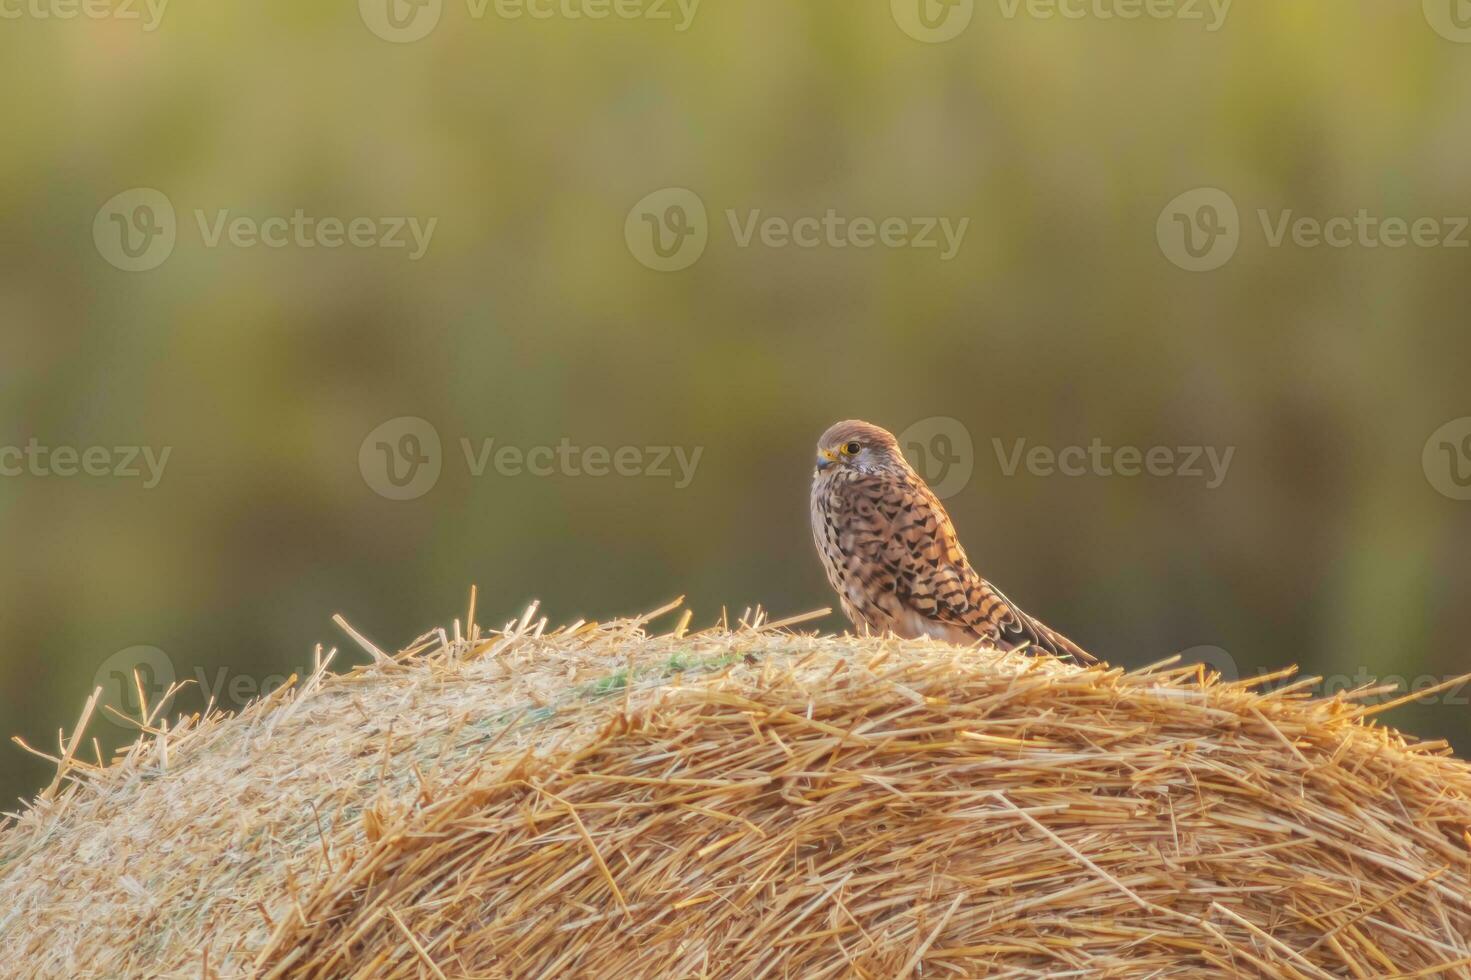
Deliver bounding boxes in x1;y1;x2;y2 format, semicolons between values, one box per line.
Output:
810;420;1098;666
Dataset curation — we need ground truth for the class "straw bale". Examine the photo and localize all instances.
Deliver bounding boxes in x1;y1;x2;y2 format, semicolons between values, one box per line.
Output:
2;601;1470;978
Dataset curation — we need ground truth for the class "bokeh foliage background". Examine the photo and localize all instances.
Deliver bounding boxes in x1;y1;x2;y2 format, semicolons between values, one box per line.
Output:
2;1;1470;805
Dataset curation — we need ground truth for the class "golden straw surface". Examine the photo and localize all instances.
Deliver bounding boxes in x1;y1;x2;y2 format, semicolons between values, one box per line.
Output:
3;601;1470;979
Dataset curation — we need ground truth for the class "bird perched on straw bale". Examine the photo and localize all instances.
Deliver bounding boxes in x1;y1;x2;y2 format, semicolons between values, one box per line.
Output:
810;420;1097;666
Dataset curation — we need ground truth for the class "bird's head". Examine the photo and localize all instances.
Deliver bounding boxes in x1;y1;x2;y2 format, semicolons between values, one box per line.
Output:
814;420;910;478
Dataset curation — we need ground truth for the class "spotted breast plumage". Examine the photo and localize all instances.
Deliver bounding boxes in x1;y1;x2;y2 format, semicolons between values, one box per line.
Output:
809;419;1098;666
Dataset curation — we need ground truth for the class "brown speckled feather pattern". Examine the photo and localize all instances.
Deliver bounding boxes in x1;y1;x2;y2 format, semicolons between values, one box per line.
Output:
811;420;1097;666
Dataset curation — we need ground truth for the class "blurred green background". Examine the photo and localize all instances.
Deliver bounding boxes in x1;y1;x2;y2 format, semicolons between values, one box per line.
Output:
2;1;1470;807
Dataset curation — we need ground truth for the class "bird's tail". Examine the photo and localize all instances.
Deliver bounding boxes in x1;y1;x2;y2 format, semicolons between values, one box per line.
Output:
1040;626;1100;667
1012;612;1100;667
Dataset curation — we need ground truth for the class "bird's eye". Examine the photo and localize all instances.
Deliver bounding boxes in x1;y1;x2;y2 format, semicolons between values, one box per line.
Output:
842;441;861;456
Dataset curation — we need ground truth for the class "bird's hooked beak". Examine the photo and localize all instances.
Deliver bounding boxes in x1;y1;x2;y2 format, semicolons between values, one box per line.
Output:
815;447;838;471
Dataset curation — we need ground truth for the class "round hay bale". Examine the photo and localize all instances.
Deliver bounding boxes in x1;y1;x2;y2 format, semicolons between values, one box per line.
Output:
3;605;1471;978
